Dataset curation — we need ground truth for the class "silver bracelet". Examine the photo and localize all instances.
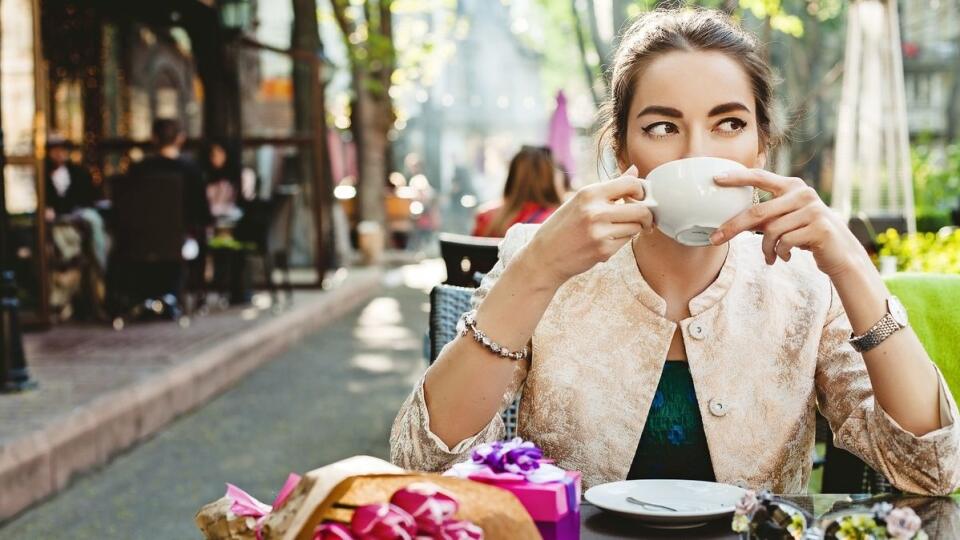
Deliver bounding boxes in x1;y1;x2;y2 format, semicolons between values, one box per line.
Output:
457;310;529;361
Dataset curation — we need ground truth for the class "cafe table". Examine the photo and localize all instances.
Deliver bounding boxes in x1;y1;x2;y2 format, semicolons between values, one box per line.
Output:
579;494;960;539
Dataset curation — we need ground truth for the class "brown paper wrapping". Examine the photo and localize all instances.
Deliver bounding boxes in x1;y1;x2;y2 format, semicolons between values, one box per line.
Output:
197;456;540;540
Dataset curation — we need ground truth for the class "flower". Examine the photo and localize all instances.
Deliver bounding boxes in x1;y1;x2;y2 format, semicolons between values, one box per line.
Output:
314;522;356;540
652;391;665;409
437;519;484;540
787;513;806;540
885;507;923;539
667;425;685;445
731;513;751;533
390;483;459;535
351;503;418;540
735;490;759;517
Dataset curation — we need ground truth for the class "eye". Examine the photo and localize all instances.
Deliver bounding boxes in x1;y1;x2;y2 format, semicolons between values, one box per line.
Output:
642;122;679;139
715;118;747;135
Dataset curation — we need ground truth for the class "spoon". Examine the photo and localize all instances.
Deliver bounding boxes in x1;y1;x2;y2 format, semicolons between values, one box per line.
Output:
626;496;679;512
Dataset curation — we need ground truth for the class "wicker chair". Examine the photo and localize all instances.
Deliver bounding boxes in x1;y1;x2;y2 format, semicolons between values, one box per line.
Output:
427;284;520;440
438;233;501;287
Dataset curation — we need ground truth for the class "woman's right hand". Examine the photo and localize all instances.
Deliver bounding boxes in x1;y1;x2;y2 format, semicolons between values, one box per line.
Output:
522;165;654;287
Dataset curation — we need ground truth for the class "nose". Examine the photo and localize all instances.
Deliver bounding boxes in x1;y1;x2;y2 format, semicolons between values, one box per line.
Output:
682;129;708;159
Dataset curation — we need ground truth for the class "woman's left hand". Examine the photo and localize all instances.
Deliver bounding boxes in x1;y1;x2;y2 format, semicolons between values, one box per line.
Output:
709;168;867;278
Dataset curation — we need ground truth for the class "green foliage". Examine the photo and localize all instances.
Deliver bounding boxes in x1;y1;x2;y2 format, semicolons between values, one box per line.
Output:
917;211;952;234
876;229;960;274
911;139;960;218
739;0;803;36
208;236;256;251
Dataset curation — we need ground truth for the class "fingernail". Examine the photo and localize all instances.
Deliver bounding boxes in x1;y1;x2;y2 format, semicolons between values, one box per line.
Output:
713;173;728;180
709;231;724;245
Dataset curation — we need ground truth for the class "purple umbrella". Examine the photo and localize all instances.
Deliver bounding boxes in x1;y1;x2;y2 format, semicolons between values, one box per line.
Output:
547;90;575;181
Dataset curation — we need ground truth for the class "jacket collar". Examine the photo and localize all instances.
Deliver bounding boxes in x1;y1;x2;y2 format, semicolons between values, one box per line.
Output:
610;233;744;318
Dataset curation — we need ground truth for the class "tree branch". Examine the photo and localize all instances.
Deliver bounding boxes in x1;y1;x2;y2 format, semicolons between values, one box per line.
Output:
571;0;602;107
585;0;611;87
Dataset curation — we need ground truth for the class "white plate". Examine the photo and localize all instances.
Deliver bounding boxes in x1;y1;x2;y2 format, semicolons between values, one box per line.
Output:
584;479;747;528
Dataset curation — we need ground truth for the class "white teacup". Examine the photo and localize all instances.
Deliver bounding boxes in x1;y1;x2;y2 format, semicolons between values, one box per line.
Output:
633;157;753;247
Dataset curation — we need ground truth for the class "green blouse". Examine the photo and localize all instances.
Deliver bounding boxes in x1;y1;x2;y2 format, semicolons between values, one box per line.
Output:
626;360;716;481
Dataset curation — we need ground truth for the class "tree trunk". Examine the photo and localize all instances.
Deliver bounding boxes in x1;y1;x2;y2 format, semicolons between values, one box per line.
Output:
355;90;389;225
571;0;602;107
292;0;336;277
585;0;611;88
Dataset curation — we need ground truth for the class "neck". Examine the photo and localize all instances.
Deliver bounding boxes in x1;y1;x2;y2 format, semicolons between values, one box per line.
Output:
159;146;180;159
632;230;729;307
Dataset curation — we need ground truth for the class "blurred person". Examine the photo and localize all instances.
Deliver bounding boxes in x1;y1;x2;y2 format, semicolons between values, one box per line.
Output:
117;119;212;314
44;135;108;319
44;135;98;221
204;142;242;222
130;118;212;242
472;146;563;237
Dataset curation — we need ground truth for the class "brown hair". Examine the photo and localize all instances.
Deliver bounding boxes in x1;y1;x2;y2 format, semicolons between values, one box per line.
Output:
598;8;781;165
152;118;184;148
483;146;562;237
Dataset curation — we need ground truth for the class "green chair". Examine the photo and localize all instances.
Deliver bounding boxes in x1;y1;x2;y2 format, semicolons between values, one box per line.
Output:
821;272;960;493
884;273;960;402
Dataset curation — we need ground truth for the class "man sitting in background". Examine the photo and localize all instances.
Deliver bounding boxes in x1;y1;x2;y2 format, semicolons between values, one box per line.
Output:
44;135;108;320
44;135;98;221
110;119;212;319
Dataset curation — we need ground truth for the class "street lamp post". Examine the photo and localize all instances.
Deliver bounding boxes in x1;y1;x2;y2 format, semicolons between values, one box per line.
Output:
0;101;37;393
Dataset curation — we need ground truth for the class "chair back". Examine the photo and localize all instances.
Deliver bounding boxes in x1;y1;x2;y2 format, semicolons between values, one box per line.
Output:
848;214;907;254
438;233;500;287
428;284;474;364
428;284;519;439
111;172;185;262
884;272;960;400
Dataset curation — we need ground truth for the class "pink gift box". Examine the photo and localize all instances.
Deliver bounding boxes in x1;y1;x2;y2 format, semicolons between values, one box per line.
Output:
470;470;581;539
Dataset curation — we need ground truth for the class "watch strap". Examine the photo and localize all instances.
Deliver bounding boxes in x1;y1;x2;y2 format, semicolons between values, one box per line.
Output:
849;312;904;353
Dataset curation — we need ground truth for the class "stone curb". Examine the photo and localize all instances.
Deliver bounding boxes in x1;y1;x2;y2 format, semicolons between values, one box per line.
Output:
0;267;384;522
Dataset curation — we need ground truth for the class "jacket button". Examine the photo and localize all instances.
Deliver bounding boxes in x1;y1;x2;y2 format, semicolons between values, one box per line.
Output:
688;321;708;340
708;399;728;417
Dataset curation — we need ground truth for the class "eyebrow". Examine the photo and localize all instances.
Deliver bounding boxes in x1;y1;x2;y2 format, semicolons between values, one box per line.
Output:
635;102;752;119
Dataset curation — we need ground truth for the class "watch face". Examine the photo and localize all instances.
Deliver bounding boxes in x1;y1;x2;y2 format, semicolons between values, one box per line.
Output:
889;297;909;327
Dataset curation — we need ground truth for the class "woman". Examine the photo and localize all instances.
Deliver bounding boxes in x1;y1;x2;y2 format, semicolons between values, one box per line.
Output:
204;142;241;221
472;146;564;237
392;9;960;494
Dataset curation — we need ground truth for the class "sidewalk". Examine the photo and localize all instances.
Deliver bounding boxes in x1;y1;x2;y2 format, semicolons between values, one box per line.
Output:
0;266;384;522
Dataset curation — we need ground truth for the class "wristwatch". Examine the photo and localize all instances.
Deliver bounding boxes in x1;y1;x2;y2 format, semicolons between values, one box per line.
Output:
849;296;909;353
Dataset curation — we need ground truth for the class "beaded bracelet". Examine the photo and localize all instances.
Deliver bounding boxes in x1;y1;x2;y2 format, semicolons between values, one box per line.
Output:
456;310;529;361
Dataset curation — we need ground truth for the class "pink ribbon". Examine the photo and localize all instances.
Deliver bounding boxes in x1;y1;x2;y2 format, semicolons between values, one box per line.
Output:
226;473;302;540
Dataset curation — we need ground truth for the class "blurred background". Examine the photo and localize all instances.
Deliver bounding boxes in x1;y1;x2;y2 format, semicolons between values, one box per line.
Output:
2;0;958;328
1;0;959;537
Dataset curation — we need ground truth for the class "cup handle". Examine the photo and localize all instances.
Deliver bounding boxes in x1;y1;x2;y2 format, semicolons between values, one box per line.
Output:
634;178;658;208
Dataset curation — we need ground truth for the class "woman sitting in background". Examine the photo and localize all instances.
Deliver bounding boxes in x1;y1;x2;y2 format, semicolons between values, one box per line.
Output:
472;146;563;237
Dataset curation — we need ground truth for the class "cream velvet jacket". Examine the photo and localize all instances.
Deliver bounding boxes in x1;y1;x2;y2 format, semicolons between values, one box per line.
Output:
391;224;960;494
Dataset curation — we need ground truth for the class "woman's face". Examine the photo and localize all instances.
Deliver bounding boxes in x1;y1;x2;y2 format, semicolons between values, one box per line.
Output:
620;50;765;177
210;145;227;168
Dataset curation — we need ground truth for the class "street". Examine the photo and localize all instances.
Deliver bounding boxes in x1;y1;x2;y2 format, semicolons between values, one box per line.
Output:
0;264;439;539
